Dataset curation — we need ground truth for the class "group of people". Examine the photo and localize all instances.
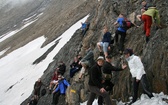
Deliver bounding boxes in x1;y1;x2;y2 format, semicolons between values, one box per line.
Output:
28;1;161;105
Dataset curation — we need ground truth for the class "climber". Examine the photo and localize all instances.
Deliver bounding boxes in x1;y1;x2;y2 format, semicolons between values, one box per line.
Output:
124;48;154;104
87;56;112;105
97;26;111;57
27;95;38;105
141;5;161;43
78;42;95;79
98;55;127;105
114;14;127;54
52;74;70;105
81;19;90;37
57;61;66;75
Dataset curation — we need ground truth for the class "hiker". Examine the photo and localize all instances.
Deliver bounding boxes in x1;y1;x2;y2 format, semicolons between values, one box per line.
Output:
87;56;112;105
34;78;45;99
123;49;154;104
78;42;95;79
48;70;60;94
114;14;127;54
141;5;161;42
27;95;38;105
81;19;90;36
136;1;149;21
69;56;82;78
98;55;127;105
97;26;111;57
52;74;70;105
57;61;66;75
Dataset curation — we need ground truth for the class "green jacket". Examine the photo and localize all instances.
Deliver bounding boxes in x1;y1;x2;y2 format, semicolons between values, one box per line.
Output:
143;7;160;24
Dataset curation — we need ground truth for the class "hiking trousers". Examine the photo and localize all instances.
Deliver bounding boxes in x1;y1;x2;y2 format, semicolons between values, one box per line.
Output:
132;74;153;102
115;30;126;52
141;15;152;37
87;85;112;105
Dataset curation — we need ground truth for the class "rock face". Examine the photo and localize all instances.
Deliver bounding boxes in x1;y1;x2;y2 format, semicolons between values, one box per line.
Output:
2;0;168;105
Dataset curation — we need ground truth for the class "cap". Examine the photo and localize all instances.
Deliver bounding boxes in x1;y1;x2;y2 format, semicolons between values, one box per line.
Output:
106;55;112;59
97;56;104;61
123;49;134;56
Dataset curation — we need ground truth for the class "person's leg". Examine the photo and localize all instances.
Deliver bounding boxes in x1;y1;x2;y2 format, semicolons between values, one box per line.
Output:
141;74;154;98
136;15;142;21
132;78;140;103
70;68;76;78
97;42;103;52
88;86;112;105
102;42;109;57
119;31;126;52
115;30;119;45
52;92;60;105
145;15;152;42
87;92;96;105
98;96;103;105
141;15;147;34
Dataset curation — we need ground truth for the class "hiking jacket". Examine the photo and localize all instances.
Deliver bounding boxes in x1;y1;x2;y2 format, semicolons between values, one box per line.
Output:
126;55;146;80
52;73;59;81
70;60;82;69
53;79;70;94
80;49;94;67
143;7;160;24
58;64;66;75
117;17;126;32
102;61;122;74
102;32;111;44
34;81;43;90
88;63;103;89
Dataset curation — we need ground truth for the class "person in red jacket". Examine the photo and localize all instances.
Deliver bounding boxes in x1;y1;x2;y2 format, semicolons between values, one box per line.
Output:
48;70;59;93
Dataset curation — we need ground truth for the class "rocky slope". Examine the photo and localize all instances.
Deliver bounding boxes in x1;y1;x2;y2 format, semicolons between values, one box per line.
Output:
1;0;167;105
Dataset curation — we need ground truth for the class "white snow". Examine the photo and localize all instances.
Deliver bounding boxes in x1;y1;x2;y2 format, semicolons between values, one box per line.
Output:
80;93;168;105
0;15;89;105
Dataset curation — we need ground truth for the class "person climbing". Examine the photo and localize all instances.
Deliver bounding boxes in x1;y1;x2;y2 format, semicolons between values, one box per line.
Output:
48;70;59;94
81;19;90;36
34;78;46;99
87;56;112;105
114;14;127;54
98;55;127;105
52;74;70;105
136;1;149;22
123;49;154;104
69;56;82;78
57;61;66;75
141;5;161;43
78;42;95;79
97;26;111;57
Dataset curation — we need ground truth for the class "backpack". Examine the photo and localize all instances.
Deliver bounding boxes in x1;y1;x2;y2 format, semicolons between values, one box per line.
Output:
121;18;134;30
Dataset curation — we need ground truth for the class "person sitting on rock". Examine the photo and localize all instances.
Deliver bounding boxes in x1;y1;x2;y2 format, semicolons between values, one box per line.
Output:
48;70;60;94
97;26;111;57
70;56;82;78
34;78;45;99
52;74;70;105
136;1;149;22
78;42;95;79
57;61;66;75
81;19;90;37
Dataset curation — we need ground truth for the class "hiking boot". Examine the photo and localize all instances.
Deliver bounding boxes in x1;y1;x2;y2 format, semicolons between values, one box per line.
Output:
146;36;150;43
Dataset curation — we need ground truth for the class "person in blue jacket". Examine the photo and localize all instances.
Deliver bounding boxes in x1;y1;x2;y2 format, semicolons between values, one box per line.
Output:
52;75;70;105
114;14;127;54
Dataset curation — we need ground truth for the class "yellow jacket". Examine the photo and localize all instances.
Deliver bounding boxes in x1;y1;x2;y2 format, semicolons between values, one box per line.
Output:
143;7;160;24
